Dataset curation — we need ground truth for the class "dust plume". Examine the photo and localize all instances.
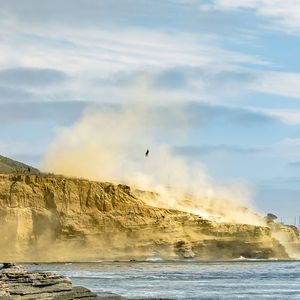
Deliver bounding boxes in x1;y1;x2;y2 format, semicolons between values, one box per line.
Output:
42;84;262;225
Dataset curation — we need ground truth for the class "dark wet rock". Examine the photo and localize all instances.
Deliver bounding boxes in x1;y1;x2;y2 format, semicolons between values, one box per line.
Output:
0;263;97;299
97;292;125;299
52;287;98;299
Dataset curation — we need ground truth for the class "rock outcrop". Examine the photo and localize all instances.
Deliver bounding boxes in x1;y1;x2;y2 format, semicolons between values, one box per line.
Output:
0;263;98;299
0;172;294;261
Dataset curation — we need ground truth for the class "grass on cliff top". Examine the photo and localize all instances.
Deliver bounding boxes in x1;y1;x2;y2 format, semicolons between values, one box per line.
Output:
0;154;39;174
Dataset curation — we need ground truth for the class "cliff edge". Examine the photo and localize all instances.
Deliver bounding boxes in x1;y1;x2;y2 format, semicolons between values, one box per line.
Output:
0;173;292;261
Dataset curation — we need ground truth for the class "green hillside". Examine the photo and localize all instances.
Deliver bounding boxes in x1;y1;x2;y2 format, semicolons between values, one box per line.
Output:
0;155;39;174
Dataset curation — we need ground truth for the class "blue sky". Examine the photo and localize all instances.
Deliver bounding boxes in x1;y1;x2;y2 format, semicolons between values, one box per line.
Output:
1;0;300;223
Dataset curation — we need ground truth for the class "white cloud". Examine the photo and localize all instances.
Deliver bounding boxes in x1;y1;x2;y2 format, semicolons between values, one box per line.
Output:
1;0;300;122
207;0;300;32
269;111;300;126
0;16;272;104
0;22;268;74
1;16;300;111
250;71;300;99
248;107;300;125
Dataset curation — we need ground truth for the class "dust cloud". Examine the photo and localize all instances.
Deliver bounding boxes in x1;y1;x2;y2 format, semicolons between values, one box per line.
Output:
42;82;263;225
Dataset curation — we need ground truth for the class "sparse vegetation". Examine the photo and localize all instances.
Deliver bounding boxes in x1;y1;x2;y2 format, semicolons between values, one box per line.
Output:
0;154;39;174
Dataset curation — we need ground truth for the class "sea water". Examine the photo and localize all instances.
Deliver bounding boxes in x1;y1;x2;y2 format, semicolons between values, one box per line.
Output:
26;260;300;299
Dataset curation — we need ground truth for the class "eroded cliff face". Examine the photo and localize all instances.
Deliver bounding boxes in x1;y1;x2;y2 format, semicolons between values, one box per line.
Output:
0;173;291;262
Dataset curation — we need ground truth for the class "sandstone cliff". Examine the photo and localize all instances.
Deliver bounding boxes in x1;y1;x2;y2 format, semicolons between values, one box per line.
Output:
0;173;292;261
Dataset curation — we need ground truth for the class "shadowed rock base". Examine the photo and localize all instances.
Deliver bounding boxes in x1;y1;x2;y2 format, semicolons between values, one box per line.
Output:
0;263;172;300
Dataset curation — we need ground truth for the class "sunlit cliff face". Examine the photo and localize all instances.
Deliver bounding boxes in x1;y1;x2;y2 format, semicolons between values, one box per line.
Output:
42;82;262;225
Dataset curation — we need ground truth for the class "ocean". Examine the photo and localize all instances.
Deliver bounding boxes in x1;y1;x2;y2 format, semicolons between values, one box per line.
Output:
26;260;300;299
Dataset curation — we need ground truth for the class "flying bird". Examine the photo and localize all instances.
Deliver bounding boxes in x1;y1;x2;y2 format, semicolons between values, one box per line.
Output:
145;149;149;157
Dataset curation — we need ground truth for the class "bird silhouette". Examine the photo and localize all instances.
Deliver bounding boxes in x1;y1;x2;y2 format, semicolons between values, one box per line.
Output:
145;149;149;157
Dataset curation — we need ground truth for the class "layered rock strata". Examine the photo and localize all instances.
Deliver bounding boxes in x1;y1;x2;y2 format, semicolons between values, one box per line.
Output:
0;263;98;299
0;173;293;261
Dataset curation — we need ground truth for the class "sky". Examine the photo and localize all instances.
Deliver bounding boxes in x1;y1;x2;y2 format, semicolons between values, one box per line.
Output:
1;0;300;223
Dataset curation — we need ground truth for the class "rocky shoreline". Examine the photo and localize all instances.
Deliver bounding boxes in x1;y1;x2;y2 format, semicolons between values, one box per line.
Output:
0;263;170;300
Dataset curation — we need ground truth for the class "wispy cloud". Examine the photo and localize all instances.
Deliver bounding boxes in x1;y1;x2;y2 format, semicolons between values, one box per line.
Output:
251;71;300;99
1;0;300;110
204;0;300;33
248;108;300;125
1;0;300;196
